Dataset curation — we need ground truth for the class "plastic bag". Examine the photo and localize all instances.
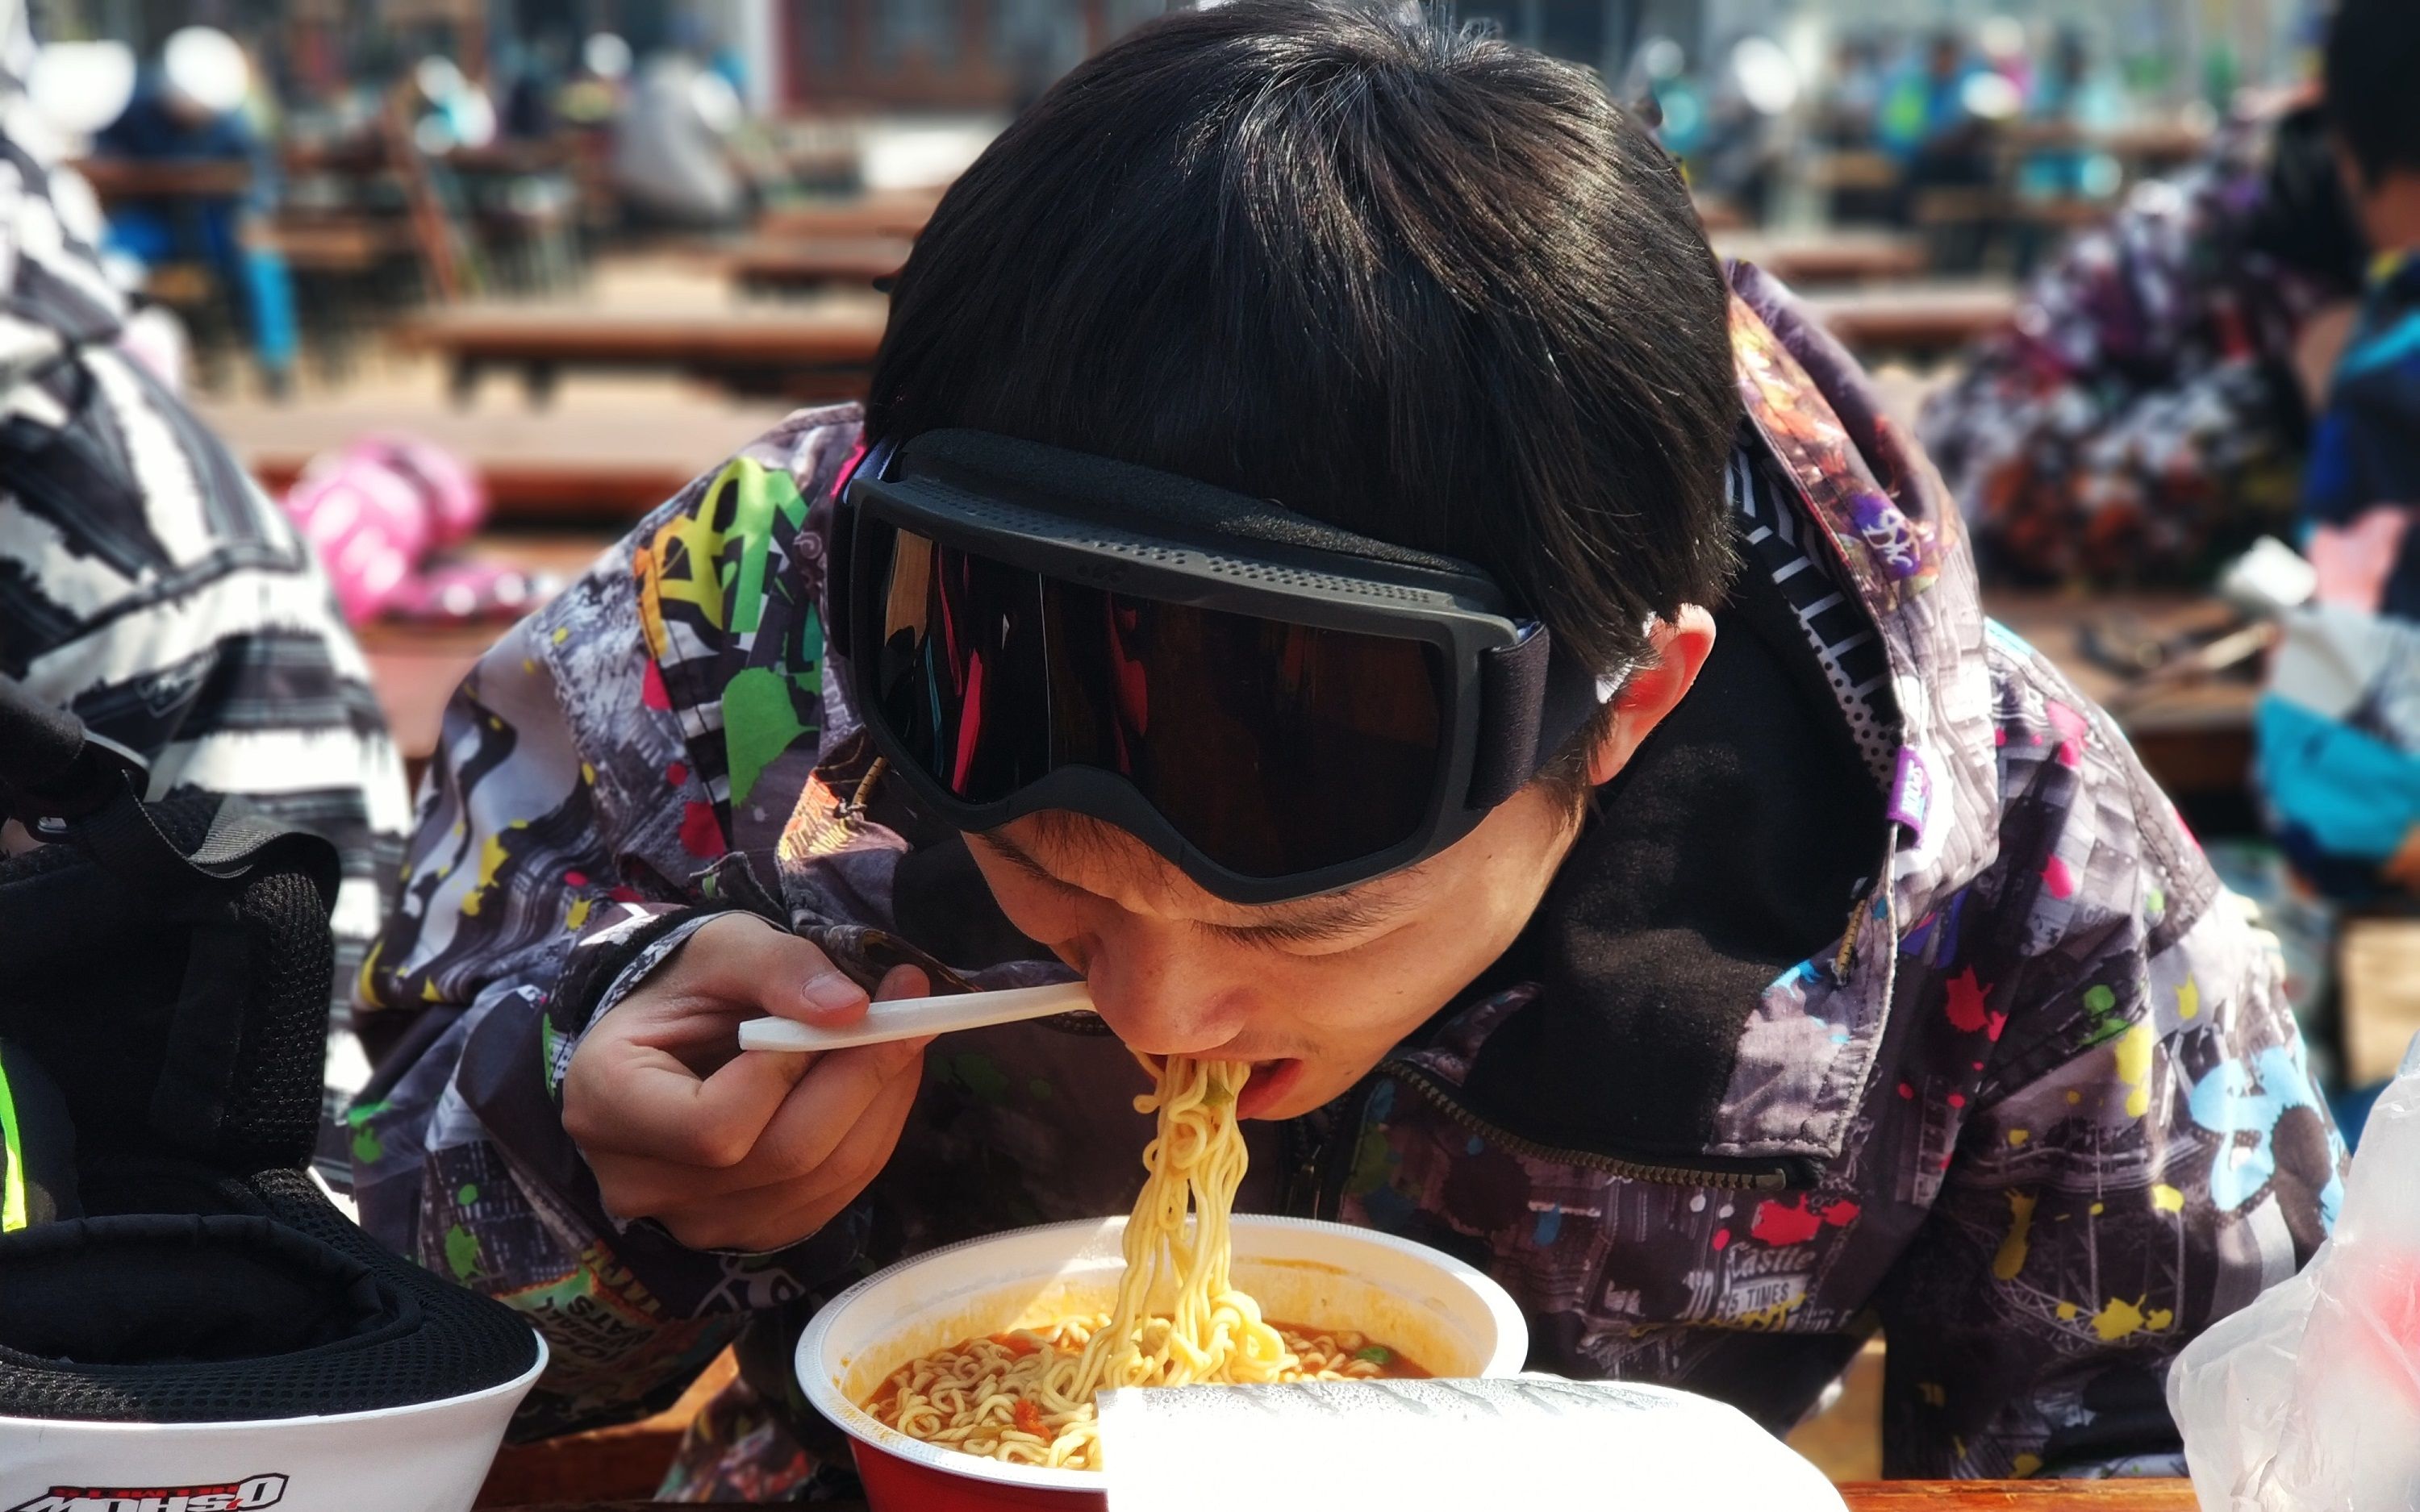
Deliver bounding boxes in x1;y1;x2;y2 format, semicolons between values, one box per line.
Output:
2168;1036;2420;1510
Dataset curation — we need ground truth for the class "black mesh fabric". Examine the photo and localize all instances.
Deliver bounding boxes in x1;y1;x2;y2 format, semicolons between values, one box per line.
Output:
0;793;540;1423
0;794;328;1170
222;864;336;1165
0;1171;538;1422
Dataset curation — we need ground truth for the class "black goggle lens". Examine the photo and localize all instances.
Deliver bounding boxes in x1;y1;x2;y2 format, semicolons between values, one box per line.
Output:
868;525;1445;879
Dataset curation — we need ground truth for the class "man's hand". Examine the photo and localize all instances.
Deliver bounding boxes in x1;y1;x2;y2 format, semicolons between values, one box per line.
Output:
561;913;932;1252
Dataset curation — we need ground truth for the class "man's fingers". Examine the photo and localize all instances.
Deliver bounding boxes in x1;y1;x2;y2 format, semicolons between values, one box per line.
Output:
584;1034;929;1207
677;914;869;1028
567;1035;812;1165
748;1033;931;1177
569;947;944;1243
624;1050;924;1239
574;960;933;1174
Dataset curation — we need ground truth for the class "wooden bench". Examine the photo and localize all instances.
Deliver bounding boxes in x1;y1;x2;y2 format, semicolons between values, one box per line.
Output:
357;533;617;785
757;191;941;241
1800;281;2017;364
1717;230;1929;285
257;455;699;523
485;1484;2199;1511
406;302;888;405
1984;590;2256;808
728;236;912;296
73;156;253;201
475;1353;732;1505
268;215;418;274
207;394;789;526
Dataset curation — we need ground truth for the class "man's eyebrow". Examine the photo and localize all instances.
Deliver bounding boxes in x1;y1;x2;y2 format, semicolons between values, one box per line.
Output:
1202;888;1408;946
978;828;1085;887
978;828;1420;944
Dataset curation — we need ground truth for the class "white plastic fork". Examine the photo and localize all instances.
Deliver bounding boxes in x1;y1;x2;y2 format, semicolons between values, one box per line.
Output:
736;980;1095;1053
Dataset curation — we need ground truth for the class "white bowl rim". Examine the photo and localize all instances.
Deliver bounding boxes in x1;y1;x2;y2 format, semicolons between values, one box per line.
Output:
796;1213;1528;1493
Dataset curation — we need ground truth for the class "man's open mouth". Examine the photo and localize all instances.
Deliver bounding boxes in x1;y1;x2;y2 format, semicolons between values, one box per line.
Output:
1235;1057;1304;1119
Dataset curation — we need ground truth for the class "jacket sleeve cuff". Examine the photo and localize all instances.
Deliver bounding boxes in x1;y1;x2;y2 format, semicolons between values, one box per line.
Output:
454;961;870;1314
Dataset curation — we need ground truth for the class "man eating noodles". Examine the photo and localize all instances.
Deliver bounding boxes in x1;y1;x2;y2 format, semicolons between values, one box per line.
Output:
353;2;2342;1490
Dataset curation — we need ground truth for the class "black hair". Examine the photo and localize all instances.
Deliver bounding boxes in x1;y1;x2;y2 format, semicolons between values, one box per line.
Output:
2326;0;2420;186
2242;102;2368;298
867;0;1739;681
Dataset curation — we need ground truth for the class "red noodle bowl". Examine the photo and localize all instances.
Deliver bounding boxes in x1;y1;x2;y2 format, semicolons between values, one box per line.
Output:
797;1215;1528;1511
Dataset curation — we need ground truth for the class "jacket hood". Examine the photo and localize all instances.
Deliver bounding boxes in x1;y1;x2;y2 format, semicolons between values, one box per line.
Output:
1431;265;2003;1169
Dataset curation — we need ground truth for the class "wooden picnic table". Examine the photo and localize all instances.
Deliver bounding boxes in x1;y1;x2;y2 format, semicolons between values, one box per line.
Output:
407;300;889;404
1717;230;1929;286
266;214;416;272
727;235;912;296
1842;1488;2193;1509
206;392;788;525
1800;281;2017;364
1984;589;2255;802
2004;119;2212;169
757;191;941;241
486;1487;2197;1512
1694;194;1750;233
72;156;252;200
358;533;618;782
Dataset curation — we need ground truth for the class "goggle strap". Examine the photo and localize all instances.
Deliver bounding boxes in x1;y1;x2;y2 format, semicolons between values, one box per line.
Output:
825;435;901;664
1468;629;1606;810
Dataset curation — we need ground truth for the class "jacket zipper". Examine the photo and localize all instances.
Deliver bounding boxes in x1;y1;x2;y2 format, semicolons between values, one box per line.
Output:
1375;1060;1815;1193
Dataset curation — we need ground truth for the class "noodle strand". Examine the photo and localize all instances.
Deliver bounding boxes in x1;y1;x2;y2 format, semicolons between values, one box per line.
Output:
866;1056;1389;1470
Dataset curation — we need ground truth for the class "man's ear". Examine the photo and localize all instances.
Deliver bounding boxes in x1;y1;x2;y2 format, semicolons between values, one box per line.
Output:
1583;606;1718;787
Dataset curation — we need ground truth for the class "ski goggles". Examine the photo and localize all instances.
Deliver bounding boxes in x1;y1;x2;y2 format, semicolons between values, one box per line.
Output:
830;431;1621;905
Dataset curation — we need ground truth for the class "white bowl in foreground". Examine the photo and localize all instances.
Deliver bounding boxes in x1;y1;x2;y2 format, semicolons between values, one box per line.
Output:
0;1336;546;1512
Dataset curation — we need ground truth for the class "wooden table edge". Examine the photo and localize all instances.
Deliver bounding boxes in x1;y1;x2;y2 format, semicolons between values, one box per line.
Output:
478;1482;2200;1512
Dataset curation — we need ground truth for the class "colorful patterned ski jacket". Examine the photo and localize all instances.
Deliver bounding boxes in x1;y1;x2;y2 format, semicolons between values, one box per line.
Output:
353;264;2343;1491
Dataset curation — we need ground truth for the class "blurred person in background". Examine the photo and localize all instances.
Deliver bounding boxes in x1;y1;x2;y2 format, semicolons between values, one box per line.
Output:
1689;35;1799;227
1816;34;1897;223
610;50;749;229
1817;34;1884;150
1883;28;2004;267
499;36;565;143
1921;98;2368;585
93;27;298;398
2255;0;2420;903
1627;36;1706;163
2011;27;2128;272
0;7;407;1181
557;32;632;130
2021;27;2124;199
1878;30;1977;170
1977;14;2034;103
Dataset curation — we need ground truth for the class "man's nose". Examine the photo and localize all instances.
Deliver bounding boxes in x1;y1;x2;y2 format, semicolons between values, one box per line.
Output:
1080;923;1250;1056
